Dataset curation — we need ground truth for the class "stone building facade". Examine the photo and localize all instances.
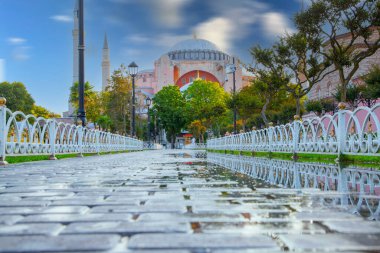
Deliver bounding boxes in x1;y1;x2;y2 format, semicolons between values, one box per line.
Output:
308;29;380;101
135;38;249;96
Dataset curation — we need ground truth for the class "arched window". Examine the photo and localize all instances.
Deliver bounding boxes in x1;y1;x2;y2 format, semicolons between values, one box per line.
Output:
327;82;332;96
316;86;321;99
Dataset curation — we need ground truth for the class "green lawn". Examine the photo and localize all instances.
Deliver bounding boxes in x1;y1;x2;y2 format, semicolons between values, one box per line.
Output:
207;149;380;168
4;150;133;164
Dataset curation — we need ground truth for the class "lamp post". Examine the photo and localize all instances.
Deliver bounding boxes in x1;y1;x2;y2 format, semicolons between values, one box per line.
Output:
77;0;86;126
128;61;138;137
226;57;237;134
145;97;152;147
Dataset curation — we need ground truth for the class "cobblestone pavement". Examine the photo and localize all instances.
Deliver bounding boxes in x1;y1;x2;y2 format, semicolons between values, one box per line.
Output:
0;150;379;253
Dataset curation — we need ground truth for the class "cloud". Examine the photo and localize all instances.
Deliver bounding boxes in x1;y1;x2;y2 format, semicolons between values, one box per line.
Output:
193;17;235;52
153;33;191;48
129;34;150;43
7;37;26;45
262;12;295;38
142;0;192;28
50;15;73;23
0;59;4;82
12;46;31;61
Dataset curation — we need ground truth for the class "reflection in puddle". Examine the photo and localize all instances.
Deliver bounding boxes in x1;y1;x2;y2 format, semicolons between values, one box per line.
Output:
207;152;380;220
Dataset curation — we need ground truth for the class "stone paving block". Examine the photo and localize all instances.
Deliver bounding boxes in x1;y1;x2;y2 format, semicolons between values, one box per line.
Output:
0;215;24;225
0;234;121;252
42;206;90;214
0;207;45;215
128;233;279;250
280;234;380;251
90;205;187;213
62;221;191;235
50;199;139;206
200;221;326;235
20;213;132;223
295;211;363;221
323;220;380;234
0;200;50;207
137;213;246;222
0;223;64;236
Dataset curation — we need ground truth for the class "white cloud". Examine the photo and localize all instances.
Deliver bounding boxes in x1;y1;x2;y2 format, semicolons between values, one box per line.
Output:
143;0;192;28
154;33;191;48
50;15;73;23
193;17;235;52
12;46;31;61
0;59;4;82
129;34;150;43
262;12;295;38
7;37;26;45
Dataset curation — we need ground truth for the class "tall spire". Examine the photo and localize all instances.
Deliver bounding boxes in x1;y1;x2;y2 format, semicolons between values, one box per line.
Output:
103;33;109;49
102;32;111;91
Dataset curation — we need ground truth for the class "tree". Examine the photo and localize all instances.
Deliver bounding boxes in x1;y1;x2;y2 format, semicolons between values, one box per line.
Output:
153;85;187;148
295;0;380;102
69;82;97;112
247;46;290;126
275;32;334;115
31;105;61;118
363;65;380;99
188;120;207;143
230;84;262;130
184;79;228;128
96;115;112;131
104;65;132;135
0;81;34;114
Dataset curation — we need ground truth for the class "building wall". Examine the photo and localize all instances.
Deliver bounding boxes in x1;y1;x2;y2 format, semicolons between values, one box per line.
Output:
308;30;380;101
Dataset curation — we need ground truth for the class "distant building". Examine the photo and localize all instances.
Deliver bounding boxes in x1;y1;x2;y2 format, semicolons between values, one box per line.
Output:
307;29;380;101
135;37;251;96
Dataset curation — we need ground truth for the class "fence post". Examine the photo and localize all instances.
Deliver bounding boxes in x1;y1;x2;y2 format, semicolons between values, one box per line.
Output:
293;115;300;156
49;120;57;160
96;130;100;155
268;122;274;152
78;127;84;157
337;102;346;156
0;97;8;165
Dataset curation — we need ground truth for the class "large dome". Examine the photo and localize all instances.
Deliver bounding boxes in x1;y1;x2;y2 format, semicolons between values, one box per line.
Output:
170;39;220;52
168;38;229;61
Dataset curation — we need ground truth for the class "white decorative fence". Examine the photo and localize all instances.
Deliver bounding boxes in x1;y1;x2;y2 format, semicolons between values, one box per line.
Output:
208;152;380;220
184;143;206;150
0;101;143;164
208;103;380;156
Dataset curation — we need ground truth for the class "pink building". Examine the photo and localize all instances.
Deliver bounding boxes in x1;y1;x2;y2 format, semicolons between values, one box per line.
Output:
308;29;380;101
135;38;250;96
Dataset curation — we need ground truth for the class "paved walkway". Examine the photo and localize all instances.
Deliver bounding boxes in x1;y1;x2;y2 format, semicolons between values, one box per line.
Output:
0;150;379;252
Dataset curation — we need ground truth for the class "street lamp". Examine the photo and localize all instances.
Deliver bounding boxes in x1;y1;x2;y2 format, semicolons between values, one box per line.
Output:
77;0;86;126
226;57;237;134
128;61;138;137
145;97;152;147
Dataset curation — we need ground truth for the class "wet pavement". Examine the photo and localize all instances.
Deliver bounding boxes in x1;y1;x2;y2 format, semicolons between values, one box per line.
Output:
0;150;379;252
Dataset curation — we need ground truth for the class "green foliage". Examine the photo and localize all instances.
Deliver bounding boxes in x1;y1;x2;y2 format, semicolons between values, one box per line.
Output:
334;85;366;107
153;85;187;148
295;0;380;102
96;115;112;131
103;65;132;135
184;80;228;125
305;100;323;114
69;81;96;111
31;105;61;118
363;65;380;99
0;81;35;114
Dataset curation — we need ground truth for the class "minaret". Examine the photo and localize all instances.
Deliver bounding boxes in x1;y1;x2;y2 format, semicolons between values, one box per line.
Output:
67;0;79;116
102;34;111;90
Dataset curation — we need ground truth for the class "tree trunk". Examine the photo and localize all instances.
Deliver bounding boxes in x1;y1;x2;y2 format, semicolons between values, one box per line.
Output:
171;134;175;149
261;97;270;127
296;97;301;116
338;69;347;102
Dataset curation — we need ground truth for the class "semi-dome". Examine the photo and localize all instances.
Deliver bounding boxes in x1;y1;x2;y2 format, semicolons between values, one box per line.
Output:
168;38;230;61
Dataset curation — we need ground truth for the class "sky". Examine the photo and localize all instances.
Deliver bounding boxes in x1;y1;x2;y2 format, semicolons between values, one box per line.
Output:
0;0;307;114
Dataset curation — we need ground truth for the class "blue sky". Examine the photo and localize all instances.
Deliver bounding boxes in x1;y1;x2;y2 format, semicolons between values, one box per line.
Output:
0;0;306;114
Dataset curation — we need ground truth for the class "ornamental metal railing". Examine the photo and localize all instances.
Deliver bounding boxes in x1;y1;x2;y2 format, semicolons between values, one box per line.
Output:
0;100;143;164
208;152;380;220
207;103;380;156
184;143;207;150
